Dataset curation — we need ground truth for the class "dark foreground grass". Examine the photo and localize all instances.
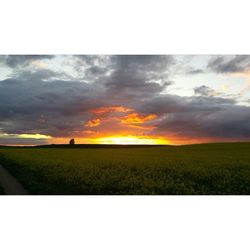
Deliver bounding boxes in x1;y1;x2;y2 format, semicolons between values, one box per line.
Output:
0;185;4;195
0;143;250;194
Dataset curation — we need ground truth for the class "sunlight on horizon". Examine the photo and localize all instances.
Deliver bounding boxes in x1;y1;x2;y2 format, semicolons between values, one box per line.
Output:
93;136;169;145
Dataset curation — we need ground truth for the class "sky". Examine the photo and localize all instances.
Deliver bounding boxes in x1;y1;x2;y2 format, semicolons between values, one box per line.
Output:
0;55;250;145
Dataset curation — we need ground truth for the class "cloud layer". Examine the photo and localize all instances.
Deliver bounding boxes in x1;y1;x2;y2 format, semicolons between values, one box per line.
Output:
1;55;250;145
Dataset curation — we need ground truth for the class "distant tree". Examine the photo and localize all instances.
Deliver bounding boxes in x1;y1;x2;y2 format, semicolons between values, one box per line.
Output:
69;138;75;145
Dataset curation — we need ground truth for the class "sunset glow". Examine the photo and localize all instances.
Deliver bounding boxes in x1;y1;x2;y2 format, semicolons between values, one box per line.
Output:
94;135;169;145
121;113;157;125
85;118;101;127
0;133;52;139
90;106;133;115
1;55;250;146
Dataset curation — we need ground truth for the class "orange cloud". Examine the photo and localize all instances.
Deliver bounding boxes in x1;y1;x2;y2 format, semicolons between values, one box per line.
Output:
85;118;101;127
83;130;96;135
127;124;156;130
121;113;157;125
90;106;133;115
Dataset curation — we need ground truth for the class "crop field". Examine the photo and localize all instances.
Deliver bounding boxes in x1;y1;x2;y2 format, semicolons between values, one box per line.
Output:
0;143;250;195
0;185;4;195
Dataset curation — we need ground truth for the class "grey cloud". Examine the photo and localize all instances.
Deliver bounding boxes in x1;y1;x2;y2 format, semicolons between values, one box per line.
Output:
68;55;175;101
0;76;105;138
133;92;249;140
103;55;175;100
1;55;54;68
208;55;250;73
104;71;172;100
74;55;174;83
186;69;204;74
0;137;49;146
153;104;250;139
111;55;174;73
11;69;59;81
135;93;235;116
194;85;216;96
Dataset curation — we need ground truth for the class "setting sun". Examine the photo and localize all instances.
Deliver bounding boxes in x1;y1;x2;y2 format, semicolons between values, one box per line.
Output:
94;135;169;145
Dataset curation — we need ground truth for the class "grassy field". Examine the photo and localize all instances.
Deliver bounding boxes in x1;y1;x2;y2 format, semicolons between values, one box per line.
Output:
0;185;4;195
0;143;250;195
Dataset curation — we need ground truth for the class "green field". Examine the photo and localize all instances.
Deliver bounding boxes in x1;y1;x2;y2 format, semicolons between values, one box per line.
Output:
0;143;250;194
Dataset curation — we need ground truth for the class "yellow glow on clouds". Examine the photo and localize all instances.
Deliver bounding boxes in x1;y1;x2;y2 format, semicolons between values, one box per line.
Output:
85;118;101;127
0;133;51;139
121;113;157;125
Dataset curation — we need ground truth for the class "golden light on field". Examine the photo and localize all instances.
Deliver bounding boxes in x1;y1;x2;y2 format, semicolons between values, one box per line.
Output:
51;135;239;146
94;135;169;145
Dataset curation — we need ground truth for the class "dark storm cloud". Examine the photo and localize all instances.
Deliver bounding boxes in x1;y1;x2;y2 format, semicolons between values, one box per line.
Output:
110;55;175;82
104;70;172;99
132;89;249;140
74;55;175;81
207;55;250;73
152;103;250;139
135;87;235;115
104;55;174;99
0;76;105;137
73;55;175;100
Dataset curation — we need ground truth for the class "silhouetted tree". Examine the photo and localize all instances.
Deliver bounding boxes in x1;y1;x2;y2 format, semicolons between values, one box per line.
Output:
69;138;75;145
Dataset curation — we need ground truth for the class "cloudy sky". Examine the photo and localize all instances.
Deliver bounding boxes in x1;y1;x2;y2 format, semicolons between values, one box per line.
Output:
0;55;250;145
